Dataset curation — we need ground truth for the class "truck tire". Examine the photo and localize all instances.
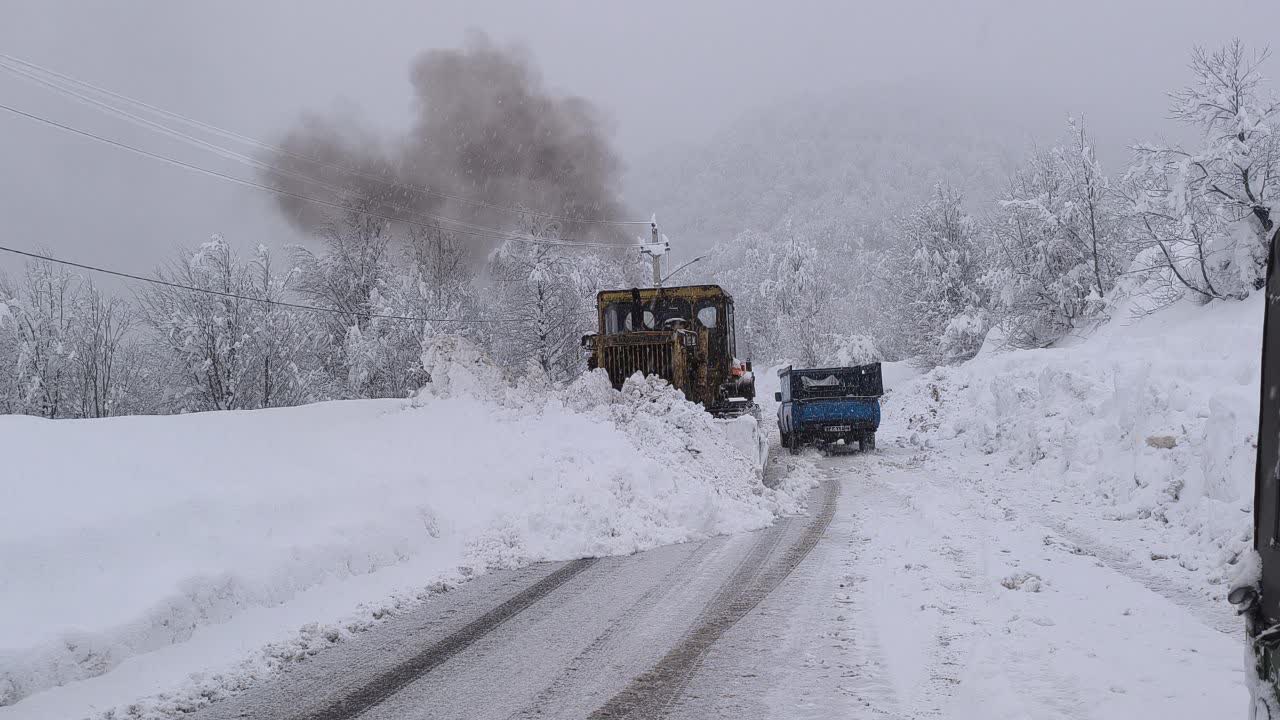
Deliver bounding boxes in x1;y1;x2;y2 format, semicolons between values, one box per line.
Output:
788;432;801;455
861;432;876;452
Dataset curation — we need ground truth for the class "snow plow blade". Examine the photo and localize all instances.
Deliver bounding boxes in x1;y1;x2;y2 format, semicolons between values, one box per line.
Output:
716;410;768;480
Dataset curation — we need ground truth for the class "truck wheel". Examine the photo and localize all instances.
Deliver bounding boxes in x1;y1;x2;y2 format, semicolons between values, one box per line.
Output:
861;432;876;452
788;432;801;455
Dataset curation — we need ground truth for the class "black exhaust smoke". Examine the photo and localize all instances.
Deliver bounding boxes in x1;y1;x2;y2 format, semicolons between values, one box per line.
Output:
264;31;631;249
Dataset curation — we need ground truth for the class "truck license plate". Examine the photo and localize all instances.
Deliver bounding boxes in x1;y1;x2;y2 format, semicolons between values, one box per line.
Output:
824;425;851;432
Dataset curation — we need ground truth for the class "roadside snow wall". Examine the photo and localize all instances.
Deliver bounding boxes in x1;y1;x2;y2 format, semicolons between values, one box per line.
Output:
888;295;1261;603
0;342;794;708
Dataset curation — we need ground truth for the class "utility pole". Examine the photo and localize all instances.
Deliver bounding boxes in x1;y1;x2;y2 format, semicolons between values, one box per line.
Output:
641;220;668;288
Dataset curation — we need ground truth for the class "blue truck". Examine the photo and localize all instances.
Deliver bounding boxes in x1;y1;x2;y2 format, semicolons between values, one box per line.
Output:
775;363;883;454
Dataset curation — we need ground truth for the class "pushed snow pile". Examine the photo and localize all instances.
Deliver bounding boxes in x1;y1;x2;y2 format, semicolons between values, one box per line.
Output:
0;347;793;710
888;295;1260;603
717;414;770;475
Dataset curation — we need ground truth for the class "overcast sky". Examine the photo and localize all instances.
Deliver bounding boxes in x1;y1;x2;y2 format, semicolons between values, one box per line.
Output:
2;0;1279;280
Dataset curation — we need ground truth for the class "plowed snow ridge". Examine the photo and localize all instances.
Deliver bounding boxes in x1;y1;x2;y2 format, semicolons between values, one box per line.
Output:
0;364;802;718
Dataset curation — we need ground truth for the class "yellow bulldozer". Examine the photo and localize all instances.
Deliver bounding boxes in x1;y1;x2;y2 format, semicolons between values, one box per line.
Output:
581;284;758;418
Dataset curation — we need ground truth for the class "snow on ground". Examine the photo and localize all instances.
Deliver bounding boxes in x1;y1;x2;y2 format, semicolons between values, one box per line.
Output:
670;445;1243;718
735;307;1253;716
740;298;1254;717
2;295;1260;719
887;294;1261;615
829;448;1241;719
0;349;795;719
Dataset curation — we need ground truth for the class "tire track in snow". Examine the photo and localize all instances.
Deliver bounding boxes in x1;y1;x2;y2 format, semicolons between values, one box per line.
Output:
1035;516;1239;636
298;557;598;720
843;451;990;718
959;467;1239;637
825;494;907;719
588;478;840;719
507;538;724;719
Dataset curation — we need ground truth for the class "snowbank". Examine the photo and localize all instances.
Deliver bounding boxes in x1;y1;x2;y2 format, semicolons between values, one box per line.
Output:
0;351;796;714
717;414;769;474
887;294;1261;604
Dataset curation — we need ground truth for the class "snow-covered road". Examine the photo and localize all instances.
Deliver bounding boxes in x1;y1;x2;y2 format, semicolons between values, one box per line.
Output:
175;476;835;719
673;446;1244;719
163;439;1243;720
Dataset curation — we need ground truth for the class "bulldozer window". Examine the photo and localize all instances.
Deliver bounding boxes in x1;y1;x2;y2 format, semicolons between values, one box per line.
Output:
626;310;656;331
604;299;694;333
604;303;622;333
604;303;654;333
696;304;718;328
727;302;737;357
653;298;692;326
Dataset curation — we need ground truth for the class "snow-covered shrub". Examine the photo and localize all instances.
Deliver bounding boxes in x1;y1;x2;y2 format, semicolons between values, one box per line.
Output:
937;309;990;364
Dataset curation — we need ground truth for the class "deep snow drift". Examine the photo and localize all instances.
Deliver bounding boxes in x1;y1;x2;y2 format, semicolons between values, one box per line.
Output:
887;293;1261;614
0;344;796;718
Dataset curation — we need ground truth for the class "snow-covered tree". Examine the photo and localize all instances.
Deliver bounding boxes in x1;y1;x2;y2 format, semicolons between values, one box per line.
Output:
1124;40;1280;302
0;260;157;418
140;237;339;411
703;224;875;366
246;246;336;407
69;283;135;418
290;208;393;328
0;273;21;414
405;222;473;315
485;240;593;382
767;234;837;366
139;236;259;411
402;222;485;351
878;184;989;366
985;120;1126;347
290;209;429;398
705;229;774;359
482;223;647;383
0;261;82;417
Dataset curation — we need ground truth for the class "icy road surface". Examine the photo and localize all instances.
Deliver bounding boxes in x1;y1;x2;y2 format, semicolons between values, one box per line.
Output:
176;447;1241;720
185;474;836;720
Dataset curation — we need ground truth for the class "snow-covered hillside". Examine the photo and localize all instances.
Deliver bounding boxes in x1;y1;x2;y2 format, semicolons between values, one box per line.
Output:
885;293;1262;612
0;356;799;718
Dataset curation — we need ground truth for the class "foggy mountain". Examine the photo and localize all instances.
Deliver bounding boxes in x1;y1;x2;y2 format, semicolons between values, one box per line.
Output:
626;87;1029;254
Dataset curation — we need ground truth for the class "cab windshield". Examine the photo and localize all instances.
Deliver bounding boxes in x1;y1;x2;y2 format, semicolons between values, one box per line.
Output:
603;298;694;333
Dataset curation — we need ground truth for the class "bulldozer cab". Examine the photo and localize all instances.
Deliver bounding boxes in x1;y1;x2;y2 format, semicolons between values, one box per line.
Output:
585;284;752;415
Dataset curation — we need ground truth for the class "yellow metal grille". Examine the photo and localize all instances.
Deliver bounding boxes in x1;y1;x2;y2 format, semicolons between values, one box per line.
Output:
601;342;674;389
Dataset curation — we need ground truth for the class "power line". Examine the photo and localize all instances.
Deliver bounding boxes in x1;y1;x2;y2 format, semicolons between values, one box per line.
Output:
0;58;621;247
0;243;525;324
0;52;653;227
0;59;479;237
0;99;640;251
